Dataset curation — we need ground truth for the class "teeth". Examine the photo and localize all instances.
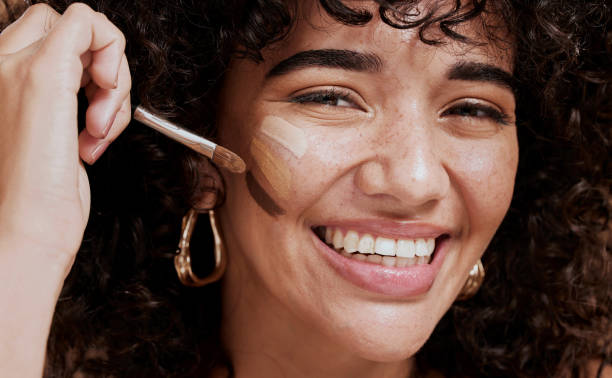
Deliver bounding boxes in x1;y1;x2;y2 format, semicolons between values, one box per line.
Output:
325;227;333;244
375;237;396;256
427;238;435;253
381;256;395;267
396;239;416;258
357;234;374;254
347;252;430;267
332;229;344;249
320;227;437;265
343;231;359;253
415;239;429;257
353;253;366;261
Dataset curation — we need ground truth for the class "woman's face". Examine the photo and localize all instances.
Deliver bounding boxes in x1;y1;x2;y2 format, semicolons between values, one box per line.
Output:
216;1;517;363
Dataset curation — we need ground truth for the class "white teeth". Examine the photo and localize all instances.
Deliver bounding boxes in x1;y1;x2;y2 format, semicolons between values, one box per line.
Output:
332;228;344;249
396;239;416;258
415;239;429;257
417;256;431;264
427;238;435;253
381;256;396;267
321;227;438;265
343;231;359;253
375;237;396;256
396;257;410;268
357;234;374;254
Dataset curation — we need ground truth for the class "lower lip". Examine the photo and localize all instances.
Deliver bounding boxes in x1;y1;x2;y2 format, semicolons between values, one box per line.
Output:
312;231;448;298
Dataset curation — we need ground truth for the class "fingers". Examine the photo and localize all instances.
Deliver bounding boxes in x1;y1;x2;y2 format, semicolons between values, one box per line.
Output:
85;54;131;138
79;95;131;164
0;2;131;165
26;3;126;96
0;3;60;54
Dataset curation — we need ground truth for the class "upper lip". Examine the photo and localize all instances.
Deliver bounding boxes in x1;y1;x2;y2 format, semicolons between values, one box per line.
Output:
312;219;453;240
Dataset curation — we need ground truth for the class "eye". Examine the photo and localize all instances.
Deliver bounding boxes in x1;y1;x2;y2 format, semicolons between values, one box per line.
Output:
289;88;361;109
442;100;512;125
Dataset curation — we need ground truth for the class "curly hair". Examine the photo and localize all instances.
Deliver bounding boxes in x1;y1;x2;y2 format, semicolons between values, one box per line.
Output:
2;0;610;377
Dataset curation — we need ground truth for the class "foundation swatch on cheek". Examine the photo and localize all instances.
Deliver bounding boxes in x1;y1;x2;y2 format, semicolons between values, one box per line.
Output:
250;137;292;201
246;171;286;217
259;116;308;158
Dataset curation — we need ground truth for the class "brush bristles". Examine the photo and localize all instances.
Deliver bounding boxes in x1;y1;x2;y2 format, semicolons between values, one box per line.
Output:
213;146;246;174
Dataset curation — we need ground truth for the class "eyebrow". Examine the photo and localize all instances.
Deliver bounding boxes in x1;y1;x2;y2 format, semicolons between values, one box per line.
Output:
448;61;516;93
266;50;515;94
266;49;383;78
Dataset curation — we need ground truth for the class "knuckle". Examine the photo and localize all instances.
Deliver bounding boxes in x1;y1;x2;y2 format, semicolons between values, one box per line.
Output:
64;2;94;15
95;11;109;22
24;3;53;18
63;2;94;23
95;12;126;50
22;3;58;33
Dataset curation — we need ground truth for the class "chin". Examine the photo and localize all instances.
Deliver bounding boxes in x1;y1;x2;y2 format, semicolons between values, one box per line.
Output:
320;305;439;363
349;331;430;362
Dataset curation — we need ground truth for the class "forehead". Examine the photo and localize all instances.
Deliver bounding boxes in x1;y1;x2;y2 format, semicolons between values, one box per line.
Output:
262;0;514;72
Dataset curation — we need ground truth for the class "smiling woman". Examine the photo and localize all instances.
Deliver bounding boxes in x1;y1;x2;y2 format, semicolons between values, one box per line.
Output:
0;0;610;377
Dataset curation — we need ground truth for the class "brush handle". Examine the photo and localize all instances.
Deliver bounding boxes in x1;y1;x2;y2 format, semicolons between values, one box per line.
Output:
132;105;216;159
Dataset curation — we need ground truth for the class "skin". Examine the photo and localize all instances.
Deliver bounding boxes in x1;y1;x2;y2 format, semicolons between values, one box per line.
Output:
216;1;517;377
0;3;130;376
0;2;607;377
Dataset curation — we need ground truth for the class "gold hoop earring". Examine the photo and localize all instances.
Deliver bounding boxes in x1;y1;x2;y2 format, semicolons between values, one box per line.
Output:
174;209;227;287
457;259;485;300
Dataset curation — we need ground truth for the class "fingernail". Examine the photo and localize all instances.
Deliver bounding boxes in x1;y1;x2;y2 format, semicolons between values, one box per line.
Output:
103;112;117;137
91;142;109;162
113;55;121;88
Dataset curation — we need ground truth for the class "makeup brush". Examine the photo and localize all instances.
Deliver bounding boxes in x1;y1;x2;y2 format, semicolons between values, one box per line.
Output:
132;105;246;174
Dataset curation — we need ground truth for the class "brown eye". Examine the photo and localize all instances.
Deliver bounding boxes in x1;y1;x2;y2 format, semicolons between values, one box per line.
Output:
290;88;359;109
442;102;511;125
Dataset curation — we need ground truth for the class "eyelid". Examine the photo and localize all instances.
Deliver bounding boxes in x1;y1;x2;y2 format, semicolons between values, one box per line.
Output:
288;86;370;112
441;98;514;125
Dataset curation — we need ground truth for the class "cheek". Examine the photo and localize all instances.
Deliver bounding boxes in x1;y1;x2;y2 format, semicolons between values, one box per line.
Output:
449;133;518;233
244;118;361;215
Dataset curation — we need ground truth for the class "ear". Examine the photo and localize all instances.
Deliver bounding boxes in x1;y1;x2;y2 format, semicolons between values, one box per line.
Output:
191;157;225;211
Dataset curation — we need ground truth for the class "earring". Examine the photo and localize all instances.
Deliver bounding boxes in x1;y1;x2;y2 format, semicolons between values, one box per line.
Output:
457;259;485;300
174;209;227;287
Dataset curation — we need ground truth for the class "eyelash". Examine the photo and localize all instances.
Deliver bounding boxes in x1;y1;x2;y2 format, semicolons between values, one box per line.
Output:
289;88;358;108
289;88;511;125
442;102;512;125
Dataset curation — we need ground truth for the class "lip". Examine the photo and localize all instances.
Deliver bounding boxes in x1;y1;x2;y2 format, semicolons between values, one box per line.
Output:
318;219;452;240
311;228;448;298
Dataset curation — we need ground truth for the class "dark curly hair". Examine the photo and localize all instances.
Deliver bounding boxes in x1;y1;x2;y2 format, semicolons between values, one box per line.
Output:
2;0;610;376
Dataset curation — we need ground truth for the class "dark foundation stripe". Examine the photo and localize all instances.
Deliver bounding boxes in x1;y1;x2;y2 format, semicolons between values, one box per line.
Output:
246;170;286;217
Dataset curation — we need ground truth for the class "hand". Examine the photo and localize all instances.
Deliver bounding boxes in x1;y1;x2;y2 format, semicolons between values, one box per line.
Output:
0;2;131;275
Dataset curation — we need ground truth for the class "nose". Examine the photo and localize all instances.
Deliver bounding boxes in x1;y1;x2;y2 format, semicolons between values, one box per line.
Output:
354;120;450;211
